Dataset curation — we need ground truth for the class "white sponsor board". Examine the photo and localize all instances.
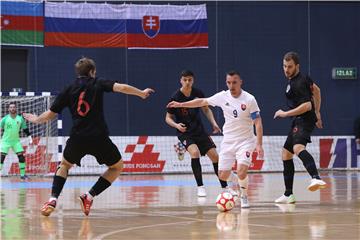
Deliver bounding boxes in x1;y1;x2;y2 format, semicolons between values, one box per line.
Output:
1;136;359;175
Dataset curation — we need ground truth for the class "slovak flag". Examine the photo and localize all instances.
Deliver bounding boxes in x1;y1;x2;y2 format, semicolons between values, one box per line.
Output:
44;2;208;49
127;4;208;49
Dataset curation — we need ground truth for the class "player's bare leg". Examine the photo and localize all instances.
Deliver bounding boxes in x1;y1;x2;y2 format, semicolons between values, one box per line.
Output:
218;169;239;197
79;160;123;216
206;148;233;193
41;159;73;216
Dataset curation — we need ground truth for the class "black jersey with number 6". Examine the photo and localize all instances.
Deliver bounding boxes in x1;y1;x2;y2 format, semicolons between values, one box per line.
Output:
50;76;115;137
167;88;206;136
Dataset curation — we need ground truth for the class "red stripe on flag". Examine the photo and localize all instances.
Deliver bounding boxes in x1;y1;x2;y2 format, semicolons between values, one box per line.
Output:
45;32;207;48
1;15;43;31
127;33;208;48
45;32;126;48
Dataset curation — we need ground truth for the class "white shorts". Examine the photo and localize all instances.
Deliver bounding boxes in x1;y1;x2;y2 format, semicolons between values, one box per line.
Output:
218;137;256;171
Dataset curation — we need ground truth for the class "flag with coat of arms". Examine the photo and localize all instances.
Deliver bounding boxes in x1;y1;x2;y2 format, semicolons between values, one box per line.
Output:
126;4;208;49
45;2;208;49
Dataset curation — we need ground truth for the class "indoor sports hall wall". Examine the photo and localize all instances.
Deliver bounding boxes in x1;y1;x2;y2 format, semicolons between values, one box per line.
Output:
11;1;358;137
2;2;359;136
1;135;358;175
1;1;360;174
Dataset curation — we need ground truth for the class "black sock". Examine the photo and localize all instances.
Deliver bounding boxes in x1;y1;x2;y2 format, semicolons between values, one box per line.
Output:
298;150;320;179
283;159;295;196
89;176;112;197
1;154;6;164
51;175;67;198
191;158;203;186
212;162;227;188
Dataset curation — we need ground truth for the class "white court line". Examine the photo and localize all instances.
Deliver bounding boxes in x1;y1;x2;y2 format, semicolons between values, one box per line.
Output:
93;210;289;239
289;223;360;227
91;203;359;240
94;219;288;240
248;210;359;220
93;220;199;240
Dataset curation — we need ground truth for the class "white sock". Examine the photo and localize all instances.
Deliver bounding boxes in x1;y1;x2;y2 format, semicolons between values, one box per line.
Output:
86;192;94;200
49;197;57;202
238;175;248;196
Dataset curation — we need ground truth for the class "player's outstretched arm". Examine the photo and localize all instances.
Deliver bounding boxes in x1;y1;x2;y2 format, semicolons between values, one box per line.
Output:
23;110;57;124
274;101;312;119
113;83;154;99
167;98;208;109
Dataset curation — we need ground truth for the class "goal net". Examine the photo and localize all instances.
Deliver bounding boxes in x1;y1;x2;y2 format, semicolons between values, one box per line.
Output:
0;92;60;176
0;92;354;176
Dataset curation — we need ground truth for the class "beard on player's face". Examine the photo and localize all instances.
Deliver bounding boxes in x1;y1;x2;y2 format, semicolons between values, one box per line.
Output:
9;108;16;114
285;67;296;78
283;60;299;79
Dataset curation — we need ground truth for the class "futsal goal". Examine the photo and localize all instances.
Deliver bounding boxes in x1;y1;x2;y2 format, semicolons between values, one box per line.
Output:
0;92;61;176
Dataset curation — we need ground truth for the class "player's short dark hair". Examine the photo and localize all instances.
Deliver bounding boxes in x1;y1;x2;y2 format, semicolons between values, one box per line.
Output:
283;52;300;65
180;70;194;78
8;102;16;107
75;57;96;77
226;70;241;78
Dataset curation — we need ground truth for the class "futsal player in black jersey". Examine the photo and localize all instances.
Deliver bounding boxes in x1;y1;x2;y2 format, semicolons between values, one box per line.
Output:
24;57;154;216
274;52;326;204
166;70;237;197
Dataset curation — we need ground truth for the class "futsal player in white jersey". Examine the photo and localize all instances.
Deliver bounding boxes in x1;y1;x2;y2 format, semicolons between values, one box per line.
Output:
167;71;264;208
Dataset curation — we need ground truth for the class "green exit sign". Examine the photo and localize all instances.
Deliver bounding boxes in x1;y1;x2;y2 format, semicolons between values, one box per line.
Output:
332;67;357;79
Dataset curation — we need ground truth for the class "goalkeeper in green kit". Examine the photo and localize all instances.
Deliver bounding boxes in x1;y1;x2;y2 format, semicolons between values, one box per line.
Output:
1;103;33;180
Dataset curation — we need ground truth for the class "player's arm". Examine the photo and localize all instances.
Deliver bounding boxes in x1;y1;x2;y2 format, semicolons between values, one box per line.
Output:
312;83;323;128
201;106;221;133
0;117;4;130
20;117;32;137
312;83;321;113
23;110;57;124
0;117;5;137
252;112;264;158
165;112;186;133
274;101;312;119
21;117;33;144
167;98;209;108
113;83;154;99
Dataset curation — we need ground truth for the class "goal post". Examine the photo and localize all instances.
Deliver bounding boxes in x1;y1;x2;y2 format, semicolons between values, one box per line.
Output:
0;92;62;176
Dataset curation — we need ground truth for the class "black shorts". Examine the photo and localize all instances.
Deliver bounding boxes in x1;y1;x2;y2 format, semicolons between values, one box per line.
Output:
283;118;316;154
63;136;122;167
178;133;216;156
